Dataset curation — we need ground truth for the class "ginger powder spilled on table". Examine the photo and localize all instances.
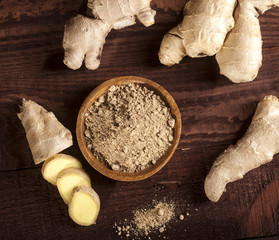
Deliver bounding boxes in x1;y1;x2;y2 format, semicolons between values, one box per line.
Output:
84;83;175;173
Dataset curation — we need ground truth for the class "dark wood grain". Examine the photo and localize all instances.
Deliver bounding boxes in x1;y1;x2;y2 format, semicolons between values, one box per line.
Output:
1;0;279;239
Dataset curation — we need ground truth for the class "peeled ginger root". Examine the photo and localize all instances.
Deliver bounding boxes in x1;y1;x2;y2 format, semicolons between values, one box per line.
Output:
63;0;156;70
41;154;82;185
57;168;91;204
17;99;73;164
69;186;100;226
204;95;279;202
158;0;236;66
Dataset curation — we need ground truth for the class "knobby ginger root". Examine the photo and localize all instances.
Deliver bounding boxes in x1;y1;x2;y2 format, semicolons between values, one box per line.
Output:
68;186;100;226
41;154;82;185
63;0;155;70
17;99;73;165
158;0;236;66
63;16;111;70
57;168;91;204
216;0;279;83
205;95;279;202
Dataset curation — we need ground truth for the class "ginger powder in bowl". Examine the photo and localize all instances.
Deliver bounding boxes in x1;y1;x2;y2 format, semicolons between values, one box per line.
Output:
76;76;181;181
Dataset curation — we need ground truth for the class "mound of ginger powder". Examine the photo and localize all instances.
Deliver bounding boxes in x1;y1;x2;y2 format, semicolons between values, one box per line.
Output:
84;83;175;173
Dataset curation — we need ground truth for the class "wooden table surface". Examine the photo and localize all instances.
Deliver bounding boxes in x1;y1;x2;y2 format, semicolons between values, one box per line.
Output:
1;0;279;239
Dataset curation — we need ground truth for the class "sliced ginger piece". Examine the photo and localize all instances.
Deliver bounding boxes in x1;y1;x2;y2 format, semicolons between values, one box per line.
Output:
57;168;91;204
41;154;82;185
68;186;100;226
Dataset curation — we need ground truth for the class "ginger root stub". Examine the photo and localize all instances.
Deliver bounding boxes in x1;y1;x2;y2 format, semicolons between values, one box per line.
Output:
205;95;279;202
17;99;73;165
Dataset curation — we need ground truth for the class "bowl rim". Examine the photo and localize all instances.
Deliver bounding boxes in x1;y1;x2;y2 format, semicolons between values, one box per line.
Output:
76;76;181;181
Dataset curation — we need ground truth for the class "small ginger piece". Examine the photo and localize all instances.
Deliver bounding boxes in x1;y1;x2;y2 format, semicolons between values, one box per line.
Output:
158;0;236;66
63;16;111;70
63;0;155;70
68;186;100;226
41;154;82;185
57;168;91;204
215;0;279;83
204;95;279;202
17;99;73;165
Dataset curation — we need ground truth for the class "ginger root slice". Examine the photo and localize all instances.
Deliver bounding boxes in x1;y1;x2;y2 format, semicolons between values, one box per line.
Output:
57;168;91;204
216;0;279;83
158;0;236;66
17;99;73;165
63;0;155;70
68;186;100;226
204;95;279;202
41;154;82;185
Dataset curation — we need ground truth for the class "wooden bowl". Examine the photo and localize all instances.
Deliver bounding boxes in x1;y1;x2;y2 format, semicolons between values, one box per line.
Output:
76;76;181;181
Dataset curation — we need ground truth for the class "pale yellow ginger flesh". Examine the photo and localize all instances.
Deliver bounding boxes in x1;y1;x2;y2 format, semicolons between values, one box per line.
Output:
216;0;279;83
41;154;82;185
158;0;236;66
68;186;100;226
17;99;73;165
205;95;279;202
63;0;155;70
57;168;91;204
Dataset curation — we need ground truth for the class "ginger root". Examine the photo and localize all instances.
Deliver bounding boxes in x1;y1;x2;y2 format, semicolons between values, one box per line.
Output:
216;0;279;83
63;0;155;70
159;0;279;83
158;0;236;66
17;99;73;164
63;16;111;70
204;95;279;202
68;186;100;226
57;168;91;204
41;154;82;185
41;154;101;226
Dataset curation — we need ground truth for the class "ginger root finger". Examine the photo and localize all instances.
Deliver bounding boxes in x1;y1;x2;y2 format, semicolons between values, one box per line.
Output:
216;0;262;83
204;95;279;202
17;99;73;165
41;154;82;185
158;0;236;66
68;186;100;226
57;168;91;204
216;0;279;83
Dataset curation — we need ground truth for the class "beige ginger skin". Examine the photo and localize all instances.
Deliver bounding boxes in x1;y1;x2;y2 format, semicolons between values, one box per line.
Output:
205;95;279;202
17;99;73;165
159;0;279;83
158;0;236;66
63;0;155;70
216;0;279;83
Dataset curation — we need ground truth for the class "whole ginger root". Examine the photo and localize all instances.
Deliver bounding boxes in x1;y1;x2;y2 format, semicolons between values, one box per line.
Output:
18;99;73;164
216;0;279;83
159;0;279;83
204;95;279;202
158;0;236;66
63;0;156;70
